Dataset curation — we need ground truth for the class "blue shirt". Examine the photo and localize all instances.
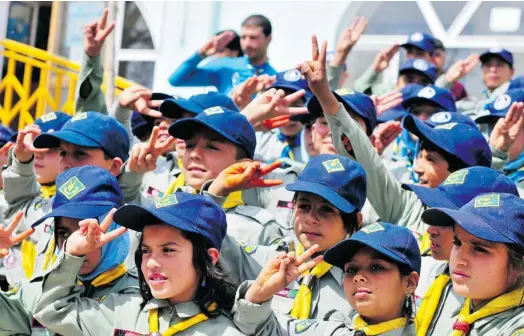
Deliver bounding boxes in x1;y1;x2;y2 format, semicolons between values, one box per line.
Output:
168;52;277;95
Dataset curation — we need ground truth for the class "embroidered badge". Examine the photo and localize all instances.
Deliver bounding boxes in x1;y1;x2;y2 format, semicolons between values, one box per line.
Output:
430;112;452;124
361;223;385;234
413;59;429;71
59;176;86;200
443;170;469;185
146;186;164;198
474;194;500;208
41;112;57;123
294;319;316;334
434;122;458;130
322;158;345;173
510;328;524;336
283;69;302;82
489;47;503;53
204;106;224;115
410;32;424;42
335;88;355;96
71;112;88;122
493;94;512;111
277;200;294;209
154;194;178;208
417;87;436;99
113;330;144;336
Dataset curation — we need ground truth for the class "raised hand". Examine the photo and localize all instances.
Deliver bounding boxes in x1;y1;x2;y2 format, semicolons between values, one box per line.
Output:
445;54;480;84
84;8;116;57
119;86;163;118
198;31;236;57
244;244;323;304
0;211;34;258
372;44;400;73
370;120;402;155
372;90;403;115
65;209;126;257
298;35;329;97
0;142;13;156
331;16;368;66
207;161;283;197
14;124;43;163
489;102;524;152
242;88;308;126
128;127;176;173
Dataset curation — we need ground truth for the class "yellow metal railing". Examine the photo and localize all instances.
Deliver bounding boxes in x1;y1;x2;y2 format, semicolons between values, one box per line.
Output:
0;39;135;130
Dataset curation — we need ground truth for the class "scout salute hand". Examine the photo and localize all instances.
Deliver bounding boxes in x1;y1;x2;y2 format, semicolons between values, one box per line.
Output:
489;101;524;153
370;120;402;156
14;124;43;163
372;44;400;73
119;85;163;118
230;75;259;110
65;208;127;257
208;161;283;197
84;8;116;57
298;35;339;116
197;30;236;58
128;126;176;174
372;89;403;115
444;53;480;84
331;16;367;67
245;244;323;304
0;211;34;258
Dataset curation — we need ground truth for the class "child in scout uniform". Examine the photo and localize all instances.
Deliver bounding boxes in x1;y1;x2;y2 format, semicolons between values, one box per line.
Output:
421;193;524;336
165;106;286;246
32;192;246;336
475;89;524;188
217;154;368;320
0;166;136;336
2;112;70;285
233;223;421;336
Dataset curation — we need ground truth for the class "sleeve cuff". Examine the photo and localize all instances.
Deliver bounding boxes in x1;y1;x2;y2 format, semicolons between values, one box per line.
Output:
233;281;273;323
9;147;35;176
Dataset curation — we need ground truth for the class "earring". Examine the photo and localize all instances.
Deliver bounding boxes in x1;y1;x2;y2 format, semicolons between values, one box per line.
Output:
405;294;411;308
201;276;207;288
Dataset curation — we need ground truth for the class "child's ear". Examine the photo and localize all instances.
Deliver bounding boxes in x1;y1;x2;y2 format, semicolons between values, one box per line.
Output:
406;271;419;294
207;248;220;265
110;158;124;176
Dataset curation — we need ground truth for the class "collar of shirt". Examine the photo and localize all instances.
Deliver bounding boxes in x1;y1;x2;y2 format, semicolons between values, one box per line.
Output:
142;299;202;318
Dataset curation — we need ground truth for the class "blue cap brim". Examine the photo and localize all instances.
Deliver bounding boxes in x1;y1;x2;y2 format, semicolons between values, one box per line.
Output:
290;113;315;124
377;108;406;123
398;68;434;83
31;203;115;228
285;180;356;213
479;53;512;65
113;204;203;237
421;208;515;244
403;115;453;157
401;184;460;209
475;113;504;124
33;130;100;149
401;42;431;53
160;99;202;118
324;237;415;271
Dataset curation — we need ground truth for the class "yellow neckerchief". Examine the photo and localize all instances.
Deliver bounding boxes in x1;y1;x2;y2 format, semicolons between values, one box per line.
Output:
40;184;56;199
354;315;408;335
415;273;451;336
451;287;524;336
149;302;217;336
165;174;244;210
419;232;431;254
289;243;332;319
177;158;183;170
78;263;127;288
21;235;57;279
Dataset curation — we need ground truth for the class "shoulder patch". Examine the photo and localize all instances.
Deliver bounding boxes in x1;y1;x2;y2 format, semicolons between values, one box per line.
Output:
294;319;316;334
244;244;258;255
443;170;469;185
59;176;86;200
511;328;524;336
233;205;275;226
361;223;385;234
474;193;500;208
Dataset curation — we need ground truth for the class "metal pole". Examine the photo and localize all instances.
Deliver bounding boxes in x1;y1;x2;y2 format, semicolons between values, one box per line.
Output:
104;1;117;108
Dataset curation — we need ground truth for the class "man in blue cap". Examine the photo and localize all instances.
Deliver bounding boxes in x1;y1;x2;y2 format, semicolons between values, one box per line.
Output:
0;166;137;335
168;15;277;95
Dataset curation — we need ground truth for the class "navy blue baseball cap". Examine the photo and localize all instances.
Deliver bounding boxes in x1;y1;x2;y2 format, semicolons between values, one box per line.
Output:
271;69;313;101
160;92;239;119
286;154;367;213
403;114;491;167
403;167;518;209
168;106;256;159
131;111;153;139
402;85;457;112
31;166;124;228
401;32;435;54
480;48;513;67
475;89;524;124
399;58;438;83
421;193;523;246
113;192;227;250
324;222;421;274
33;112;130;161
509;75;524;90
290;112;316;125
307;88;377;135
377;84;423;123
426;111;477;129
0;124;15;147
